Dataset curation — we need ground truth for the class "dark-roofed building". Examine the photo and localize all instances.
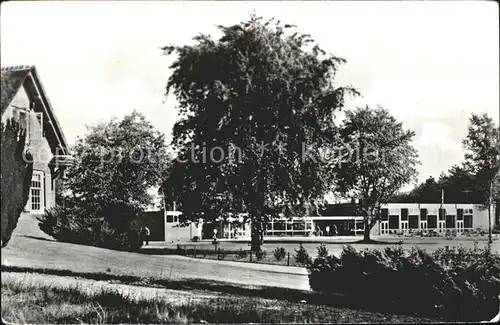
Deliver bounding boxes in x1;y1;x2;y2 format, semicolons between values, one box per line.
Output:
1;65;72;213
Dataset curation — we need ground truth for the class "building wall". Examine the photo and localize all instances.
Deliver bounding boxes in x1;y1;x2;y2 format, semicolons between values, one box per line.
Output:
374;203;494;235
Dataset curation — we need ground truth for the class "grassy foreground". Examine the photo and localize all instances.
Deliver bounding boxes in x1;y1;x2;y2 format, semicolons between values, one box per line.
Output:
1;272;440;324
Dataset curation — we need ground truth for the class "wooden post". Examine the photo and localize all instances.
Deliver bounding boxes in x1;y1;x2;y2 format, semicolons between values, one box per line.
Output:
194;246;196;258
250;250;252;262
184;245;187;256
287;252;290;266
217;248;220;260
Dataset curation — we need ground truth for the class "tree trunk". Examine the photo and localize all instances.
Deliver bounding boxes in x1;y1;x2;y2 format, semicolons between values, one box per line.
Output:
363;219;371;242
488;204;492;244
250;217;263;252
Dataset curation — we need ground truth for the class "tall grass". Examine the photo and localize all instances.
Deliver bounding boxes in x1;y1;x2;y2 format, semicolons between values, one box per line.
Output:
1;273;438;324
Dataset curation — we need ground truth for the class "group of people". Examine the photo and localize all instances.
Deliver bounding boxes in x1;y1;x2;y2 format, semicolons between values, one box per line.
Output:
315;224;338;237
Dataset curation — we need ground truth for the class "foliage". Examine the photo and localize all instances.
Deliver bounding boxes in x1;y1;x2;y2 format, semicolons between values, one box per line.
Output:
294;244;312;265
462;113;500;243
316;243;329;258
38;111;166;251
333;106;419;240
38;199;143;252
393;166;483;203
162;14;358;251
307;244;500;321
66;111;167;209
1;118;33;247
237;248;248;259
255;250;267;260
273;247;286;261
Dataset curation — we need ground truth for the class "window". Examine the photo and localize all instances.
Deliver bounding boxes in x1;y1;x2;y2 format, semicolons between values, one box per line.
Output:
445;215;455;229
30;172;43;211
401;208;408;221
428;215;437;229
464;215;473;228
439;209;446;221
409;215;418;229
389;215;399;229
420;209;427;221
457;209;464;220
381;209;389;221
166;215;173;223
464;209;473;215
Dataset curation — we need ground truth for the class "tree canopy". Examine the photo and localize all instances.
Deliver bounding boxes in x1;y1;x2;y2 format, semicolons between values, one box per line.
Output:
67;111;167;210
333;106;419;241
39;111;167;251
162;15;357;250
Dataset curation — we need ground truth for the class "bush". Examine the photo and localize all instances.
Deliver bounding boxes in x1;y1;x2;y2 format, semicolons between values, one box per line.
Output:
307;244;500;321
237;248;248;259
255;250;267;260
191;236;199;242
1;119;33;247
38;204;95;246
294;244;312;265
316;243;329;258
273;247;286;261
38;199;143;252
219;249;227;260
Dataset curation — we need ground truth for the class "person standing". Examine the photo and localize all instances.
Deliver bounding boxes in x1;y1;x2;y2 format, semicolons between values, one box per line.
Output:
326;225;330;236
143;226;150;246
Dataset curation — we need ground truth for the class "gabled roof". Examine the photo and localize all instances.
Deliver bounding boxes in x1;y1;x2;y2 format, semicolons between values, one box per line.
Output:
1;66;31;114
1;65;69;155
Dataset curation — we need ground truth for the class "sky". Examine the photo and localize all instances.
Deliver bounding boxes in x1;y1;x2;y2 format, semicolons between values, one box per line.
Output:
1;1;499;185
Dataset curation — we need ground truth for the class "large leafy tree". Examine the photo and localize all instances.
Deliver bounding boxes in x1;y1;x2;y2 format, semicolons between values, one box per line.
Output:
334;106;419;242
462;113;500;243
39;111;167;250
66;111;167;210
393;165;482;204
162;15;357;251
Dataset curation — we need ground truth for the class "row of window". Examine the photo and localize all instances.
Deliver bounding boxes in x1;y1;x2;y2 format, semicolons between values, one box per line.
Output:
381;208;473;221
382;214;473;229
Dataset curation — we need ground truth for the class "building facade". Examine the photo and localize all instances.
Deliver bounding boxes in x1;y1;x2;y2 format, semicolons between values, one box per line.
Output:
161;202;494;241
1;65;71;214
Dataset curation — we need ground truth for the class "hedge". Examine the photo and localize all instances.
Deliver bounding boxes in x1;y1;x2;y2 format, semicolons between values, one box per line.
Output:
307;244;500;321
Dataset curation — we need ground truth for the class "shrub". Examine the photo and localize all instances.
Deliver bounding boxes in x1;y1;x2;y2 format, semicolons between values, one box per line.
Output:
255;250;267;260
273;247;286;261
191;236;199;242
219;249;227;260
1;119;33;247
39;200;143;252
307;244;500;321
316;243;329;258
294;244;312;265
38;204;95;246
237;248;248;259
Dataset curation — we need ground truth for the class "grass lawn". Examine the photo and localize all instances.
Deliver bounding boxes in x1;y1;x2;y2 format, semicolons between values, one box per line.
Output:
143;237;499;267
1;271;442;324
